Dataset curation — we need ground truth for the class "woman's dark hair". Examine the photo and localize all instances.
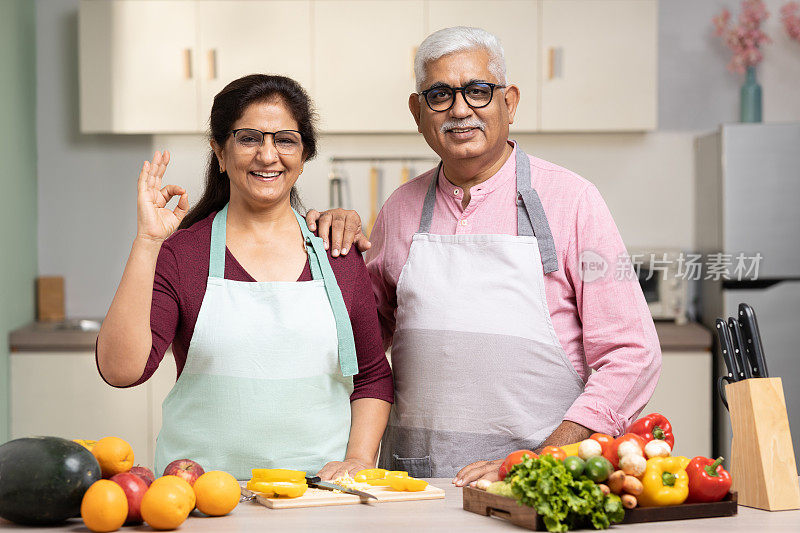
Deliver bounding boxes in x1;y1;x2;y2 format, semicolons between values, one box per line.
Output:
178;74;318;230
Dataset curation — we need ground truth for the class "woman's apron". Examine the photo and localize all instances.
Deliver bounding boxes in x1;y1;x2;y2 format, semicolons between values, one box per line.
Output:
155;205;358;480
380;146;585;478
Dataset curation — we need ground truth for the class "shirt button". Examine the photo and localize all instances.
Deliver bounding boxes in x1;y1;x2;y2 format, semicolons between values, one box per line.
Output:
453;188;461;196
459;219;468;226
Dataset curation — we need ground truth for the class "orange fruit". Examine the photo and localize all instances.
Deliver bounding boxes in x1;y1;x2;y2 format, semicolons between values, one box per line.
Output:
193;471;240;516
92;437;134;478
80;479;128;532
141;476;194;530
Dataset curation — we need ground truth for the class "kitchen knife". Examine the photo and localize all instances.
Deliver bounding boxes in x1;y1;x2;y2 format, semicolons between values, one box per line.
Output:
305;476;378;501
727;317;751;379
739;303;769;378
715;318;740;382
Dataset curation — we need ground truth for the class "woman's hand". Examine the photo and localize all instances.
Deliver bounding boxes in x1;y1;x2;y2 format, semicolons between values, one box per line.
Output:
137;150;189;243
316;457;374;481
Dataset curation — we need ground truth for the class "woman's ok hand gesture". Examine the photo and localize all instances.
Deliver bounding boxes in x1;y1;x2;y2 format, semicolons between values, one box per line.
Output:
137;150;189;243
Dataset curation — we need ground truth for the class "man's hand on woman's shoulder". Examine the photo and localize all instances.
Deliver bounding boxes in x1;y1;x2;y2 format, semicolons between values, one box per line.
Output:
306;208;371;257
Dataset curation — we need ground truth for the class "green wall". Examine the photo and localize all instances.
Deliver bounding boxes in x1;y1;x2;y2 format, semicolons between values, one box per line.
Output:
0;0;38;443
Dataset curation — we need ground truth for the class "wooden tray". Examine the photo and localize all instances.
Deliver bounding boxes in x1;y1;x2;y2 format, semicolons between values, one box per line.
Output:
241;482;445;509
463;486;737;530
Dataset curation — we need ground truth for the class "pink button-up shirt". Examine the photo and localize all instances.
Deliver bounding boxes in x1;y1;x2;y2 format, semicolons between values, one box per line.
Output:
365;142;661;437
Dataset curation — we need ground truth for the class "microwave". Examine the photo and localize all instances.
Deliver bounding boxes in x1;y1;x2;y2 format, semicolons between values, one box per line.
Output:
628;249;689;324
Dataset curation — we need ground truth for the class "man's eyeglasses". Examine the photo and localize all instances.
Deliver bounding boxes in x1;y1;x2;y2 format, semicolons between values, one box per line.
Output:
419;82;506;112
229;129;303;155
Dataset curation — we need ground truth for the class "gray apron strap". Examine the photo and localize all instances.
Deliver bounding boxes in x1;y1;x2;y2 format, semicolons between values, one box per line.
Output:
515;146;559;274
416;146;559;274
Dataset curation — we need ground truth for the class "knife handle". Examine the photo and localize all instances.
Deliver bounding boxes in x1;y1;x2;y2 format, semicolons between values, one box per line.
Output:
306;476;321;483
739;303;769;378
727;317;751;379
715;318;739;381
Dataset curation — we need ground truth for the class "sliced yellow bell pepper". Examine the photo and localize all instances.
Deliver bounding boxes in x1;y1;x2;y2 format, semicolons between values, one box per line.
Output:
387;476;428;492
250;469;306;483
354;468;388;482
560;441;581;457
638;456;690;507
246;480;308;498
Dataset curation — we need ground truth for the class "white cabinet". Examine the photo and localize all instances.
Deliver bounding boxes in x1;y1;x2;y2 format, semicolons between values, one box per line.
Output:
540;0;657;131
80;0;200;133
312;0;424;132
196;1;313;123
426;0;540;132
10;351;177;471
644;350;712;458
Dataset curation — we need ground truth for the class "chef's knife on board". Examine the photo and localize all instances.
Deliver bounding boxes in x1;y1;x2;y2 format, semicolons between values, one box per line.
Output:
739;302;769;378
727;317;751;379
305;476;378;501
715;318;740;381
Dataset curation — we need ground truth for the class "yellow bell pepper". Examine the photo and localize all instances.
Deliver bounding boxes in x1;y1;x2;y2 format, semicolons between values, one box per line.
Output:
387;476;428;492
361;470;408;485
246;480;308;498
560;441;581;457
354;468;388;482
638;456;690;507
72;439;97;452
250;469;306;483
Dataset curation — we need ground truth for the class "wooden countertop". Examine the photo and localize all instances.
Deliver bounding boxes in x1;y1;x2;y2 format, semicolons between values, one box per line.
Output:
2;480;798;532
9;320;713;353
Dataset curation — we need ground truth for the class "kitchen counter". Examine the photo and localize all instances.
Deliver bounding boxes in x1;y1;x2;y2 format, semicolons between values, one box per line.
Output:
9;320;713;352
2;480;798;532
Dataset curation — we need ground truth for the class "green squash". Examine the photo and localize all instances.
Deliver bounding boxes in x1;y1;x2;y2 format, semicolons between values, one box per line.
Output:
0;436;101;525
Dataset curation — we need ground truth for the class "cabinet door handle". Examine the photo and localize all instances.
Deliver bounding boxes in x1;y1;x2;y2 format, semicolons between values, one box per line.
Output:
208;49;217;80
183;49;193;80
411;46;418;81
548;47;563;80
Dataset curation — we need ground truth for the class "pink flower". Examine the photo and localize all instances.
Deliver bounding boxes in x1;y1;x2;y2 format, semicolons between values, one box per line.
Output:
782;2;800;42
712;0;771;74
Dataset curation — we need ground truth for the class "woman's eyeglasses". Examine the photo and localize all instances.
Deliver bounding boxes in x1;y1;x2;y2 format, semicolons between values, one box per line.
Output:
229;129;303;155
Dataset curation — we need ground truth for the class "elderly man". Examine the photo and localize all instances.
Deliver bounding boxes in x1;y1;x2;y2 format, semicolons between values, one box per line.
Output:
309;26;660;485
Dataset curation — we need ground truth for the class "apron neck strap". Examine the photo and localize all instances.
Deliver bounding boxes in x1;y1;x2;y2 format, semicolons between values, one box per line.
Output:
209;204;229;279
415;143;559;274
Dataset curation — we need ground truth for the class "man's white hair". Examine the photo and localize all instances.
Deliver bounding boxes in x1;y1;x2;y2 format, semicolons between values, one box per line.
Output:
414;26;507;92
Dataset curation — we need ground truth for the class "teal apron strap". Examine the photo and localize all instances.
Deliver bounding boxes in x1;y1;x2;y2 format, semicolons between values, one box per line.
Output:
294;210;359;377
209;204;229;279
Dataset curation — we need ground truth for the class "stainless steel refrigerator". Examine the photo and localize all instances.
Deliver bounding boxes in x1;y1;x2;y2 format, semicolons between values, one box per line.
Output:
696;123;800;469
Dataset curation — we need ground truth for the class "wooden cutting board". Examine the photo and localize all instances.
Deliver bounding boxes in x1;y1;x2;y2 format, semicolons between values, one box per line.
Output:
240;482;445;509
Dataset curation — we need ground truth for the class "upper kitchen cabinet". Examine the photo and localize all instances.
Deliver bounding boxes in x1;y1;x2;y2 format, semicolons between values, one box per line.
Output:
540;0;657;131
426;0;539;132
80;0;200;133
312;0;424;132
196;1;313;124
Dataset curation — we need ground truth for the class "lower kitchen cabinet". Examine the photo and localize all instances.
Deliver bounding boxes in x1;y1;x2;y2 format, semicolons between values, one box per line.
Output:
644;349;713;458
10;350;177;471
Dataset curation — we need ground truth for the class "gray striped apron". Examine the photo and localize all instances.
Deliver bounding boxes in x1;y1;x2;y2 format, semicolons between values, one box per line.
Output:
379;146;585;478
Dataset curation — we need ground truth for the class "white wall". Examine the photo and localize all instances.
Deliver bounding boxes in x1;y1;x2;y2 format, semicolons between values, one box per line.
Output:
37;0;800;318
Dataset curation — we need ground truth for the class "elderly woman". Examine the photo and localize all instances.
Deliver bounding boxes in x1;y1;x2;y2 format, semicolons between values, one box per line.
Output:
96;74;393;481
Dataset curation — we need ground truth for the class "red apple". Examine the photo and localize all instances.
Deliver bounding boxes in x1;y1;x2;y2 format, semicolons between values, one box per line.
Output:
129;465;155;487
110;472;149;523
163;459;205;486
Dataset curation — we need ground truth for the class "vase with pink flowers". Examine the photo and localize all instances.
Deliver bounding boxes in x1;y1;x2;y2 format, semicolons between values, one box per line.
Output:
713;0;771;122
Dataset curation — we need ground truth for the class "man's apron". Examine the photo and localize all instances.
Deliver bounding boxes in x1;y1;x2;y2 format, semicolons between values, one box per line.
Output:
155;205;359;480
380;146;585;478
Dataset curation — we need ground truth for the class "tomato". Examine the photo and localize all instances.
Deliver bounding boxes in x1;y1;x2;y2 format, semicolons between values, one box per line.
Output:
540;446;567;462
590;433;615;456
498;450;537;480
603;433;646;469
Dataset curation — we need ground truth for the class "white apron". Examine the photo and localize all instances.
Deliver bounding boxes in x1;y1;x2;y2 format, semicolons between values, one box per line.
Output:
380;146;585;478
155;205;358;480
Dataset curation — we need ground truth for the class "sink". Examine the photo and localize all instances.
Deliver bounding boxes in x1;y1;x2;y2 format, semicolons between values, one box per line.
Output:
55;319;101;332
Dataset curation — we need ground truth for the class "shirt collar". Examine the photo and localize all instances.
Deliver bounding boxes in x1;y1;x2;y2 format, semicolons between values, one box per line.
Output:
437;140;517;197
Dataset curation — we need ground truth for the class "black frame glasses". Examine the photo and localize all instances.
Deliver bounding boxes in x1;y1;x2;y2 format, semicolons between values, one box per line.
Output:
229;128;303;155
419;82;506;112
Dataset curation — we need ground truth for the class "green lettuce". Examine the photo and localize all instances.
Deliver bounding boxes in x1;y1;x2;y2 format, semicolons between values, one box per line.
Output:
507;455;625;532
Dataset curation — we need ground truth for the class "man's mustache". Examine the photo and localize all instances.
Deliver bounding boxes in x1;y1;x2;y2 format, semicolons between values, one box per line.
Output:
439;118;486;134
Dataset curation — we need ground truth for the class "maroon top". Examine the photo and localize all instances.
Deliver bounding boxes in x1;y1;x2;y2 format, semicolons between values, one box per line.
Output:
97;211;394;403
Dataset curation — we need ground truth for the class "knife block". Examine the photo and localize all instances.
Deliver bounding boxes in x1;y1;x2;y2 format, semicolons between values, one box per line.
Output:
726;377;800;510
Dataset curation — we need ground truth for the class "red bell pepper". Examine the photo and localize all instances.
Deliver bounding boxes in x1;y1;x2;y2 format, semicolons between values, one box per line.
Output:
685;456;732;503
603;433;646;470
629;413;675;449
